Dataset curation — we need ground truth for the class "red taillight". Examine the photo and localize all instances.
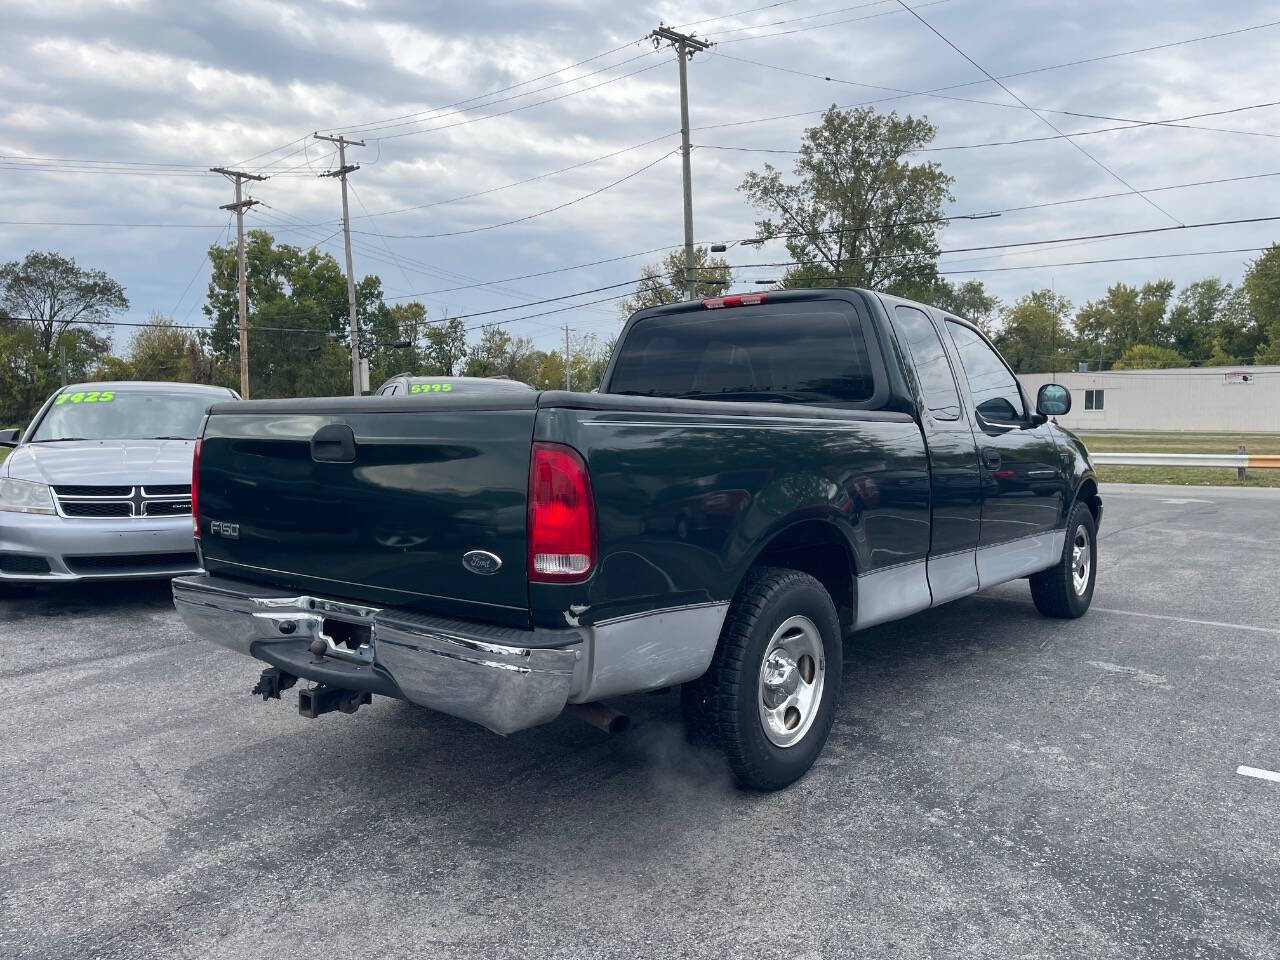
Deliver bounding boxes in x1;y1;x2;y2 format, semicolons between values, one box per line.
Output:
191;436;201;539
702;293;767;309
528;442;596;582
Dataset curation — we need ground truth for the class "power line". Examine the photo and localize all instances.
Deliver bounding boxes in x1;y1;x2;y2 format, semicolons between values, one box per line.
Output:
12;215;1278;338
707;49;1280;140
697;101;1280;156
352;132;679;220
694;17;1280;133
324;41;649;137
331;50;659;140
894;0;1183;224
711;0;952;43
365;60;667;142
693;215;1280;272
354;149;678;239
699;0;904;38
938;247;1268;275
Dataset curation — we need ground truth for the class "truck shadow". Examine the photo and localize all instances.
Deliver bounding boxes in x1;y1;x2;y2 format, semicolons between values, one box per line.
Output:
0;577;175;619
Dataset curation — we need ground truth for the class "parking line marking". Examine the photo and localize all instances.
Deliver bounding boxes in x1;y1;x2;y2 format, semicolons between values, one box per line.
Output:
1237;765;1280;784
978;596;1280;635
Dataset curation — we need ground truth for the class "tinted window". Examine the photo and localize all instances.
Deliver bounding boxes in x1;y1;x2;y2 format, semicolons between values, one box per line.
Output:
893;306;960;421
945;322;1026;422
607;302;876;405
31;390;215;442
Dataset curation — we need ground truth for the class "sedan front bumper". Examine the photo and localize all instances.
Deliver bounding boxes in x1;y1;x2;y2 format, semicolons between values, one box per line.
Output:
172;574;584;735
0;510;200;581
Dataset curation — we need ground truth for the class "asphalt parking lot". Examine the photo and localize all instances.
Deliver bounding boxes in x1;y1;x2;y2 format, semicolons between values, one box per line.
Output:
1;482;1277;960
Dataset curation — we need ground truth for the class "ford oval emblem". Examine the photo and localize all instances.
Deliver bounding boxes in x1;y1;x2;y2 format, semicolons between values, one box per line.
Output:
462;550;502;575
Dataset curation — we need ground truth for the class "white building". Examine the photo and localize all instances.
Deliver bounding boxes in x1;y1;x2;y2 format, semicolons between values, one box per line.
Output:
1017;366;1280;432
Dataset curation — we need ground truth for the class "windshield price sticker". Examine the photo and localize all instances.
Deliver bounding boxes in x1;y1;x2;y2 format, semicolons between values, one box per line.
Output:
55;391;115;405
411;383;453;393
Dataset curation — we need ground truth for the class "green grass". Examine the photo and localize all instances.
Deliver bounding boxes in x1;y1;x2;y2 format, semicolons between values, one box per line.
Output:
1077;431;1280;455
1078;430;1280;487
1096;465;1280;488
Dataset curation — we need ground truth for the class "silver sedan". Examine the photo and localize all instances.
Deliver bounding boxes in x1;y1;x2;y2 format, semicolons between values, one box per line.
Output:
0;381;237;585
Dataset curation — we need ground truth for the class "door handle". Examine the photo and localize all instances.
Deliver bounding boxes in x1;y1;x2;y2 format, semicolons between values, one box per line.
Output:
981;446;1001;471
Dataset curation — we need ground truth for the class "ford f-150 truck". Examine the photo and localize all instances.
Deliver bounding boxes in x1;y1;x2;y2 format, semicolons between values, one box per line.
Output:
173;289;1100;790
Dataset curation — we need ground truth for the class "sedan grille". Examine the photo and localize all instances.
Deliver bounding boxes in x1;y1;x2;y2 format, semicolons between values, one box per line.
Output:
61;501;132;518
54;485;132;497
52;485;192;519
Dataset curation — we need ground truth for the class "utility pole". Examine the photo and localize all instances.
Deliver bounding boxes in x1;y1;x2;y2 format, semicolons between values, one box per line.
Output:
314;133;365;396
564;324;572;391
651;24;712;302
211;167;267;398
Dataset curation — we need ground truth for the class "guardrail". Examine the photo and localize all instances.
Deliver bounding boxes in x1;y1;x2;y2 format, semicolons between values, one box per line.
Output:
1090;452;1280;477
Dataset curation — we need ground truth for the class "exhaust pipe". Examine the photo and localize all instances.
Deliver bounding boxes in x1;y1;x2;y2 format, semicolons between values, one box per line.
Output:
565;702;631;734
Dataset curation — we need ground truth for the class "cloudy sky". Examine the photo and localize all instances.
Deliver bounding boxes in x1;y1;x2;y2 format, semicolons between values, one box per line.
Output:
2;0;1279;354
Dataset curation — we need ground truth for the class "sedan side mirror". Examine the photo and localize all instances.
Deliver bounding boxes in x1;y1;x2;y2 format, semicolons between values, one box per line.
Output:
0;427;20;447
1036;383;1071;417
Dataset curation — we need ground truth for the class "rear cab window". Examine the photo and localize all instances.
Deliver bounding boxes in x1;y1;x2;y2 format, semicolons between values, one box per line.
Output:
604;298;886;408
892;305;961;421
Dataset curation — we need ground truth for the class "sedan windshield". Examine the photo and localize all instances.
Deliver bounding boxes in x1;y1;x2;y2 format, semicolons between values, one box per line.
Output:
30;389;214;442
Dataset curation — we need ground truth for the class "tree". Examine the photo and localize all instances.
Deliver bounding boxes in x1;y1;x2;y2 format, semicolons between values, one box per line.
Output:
423;317;468;376
1113;343;1186;369
993;289;1076;373
1242;245;1280;363
1074;280;1176;364
619;246;731;315
923;278;1001;333
364;300;429;386
739;105;954;295
0;251;124;423
1166;277;1234;361
125;312;197;381
204;230;389;398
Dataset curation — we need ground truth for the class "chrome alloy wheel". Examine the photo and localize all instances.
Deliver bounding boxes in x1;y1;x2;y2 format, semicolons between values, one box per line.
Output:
757;615;826;748
1071;524;1091;596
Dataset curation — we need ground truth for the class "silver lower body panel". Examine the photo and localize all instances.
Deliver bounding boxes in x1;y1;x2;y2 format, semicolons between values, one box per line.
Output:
173;575;726;735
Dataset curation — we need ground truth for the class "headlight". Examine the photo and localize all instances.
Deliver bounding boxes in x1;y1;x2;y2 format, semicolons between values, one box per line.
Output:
0;478;56;515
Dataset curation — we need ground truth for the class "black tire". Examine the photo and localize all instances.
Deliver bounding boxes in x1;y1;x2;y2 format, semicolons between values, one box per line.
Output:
1029;499;1097;618
682;566;842;791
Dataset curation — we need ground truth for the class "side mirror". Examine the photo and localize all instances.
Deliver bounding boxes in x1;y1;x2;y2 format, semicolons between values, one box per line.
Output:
0;427;20;447
1036;383;1071;417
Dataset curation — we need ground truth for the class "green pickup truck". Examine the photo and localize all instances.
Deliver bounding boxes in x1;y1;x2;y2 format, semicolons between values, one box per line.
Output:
174;289;1100;790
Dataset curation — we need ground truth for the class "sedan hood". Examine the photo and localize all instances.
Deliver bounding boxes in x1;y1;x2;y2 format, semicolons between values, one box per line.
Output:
3;439;195;487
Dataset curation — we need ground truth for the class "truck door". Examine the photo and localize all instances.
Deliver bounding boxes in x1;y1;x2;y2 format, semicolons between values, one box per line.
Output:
889;304;982;605
942;319;1065;586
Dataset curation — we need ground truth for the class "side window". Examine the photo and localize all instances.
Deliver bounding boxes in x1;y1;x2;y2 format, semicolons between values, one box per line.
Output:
945;321;1026;423
892;306;960;421
384;383;401;396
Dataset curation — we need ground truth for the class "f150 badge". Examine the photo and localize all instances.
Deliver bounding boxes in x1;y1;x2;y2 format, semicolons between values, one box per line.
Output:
210;520;240;539
462;550;502;575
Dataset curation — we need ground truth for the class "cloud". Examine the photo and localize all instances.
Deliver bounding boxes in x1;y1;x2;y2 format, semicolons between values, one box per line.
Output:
1;0;1279;347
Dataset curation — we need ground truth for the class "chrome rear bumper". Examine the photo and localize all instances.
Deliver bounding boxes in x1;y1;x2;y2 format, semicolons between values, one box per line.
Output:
172;574;581;735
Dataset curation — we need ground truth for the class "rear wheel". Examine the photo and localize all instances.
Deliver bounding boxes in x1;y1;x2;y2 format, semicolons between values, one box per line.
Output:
682;566;842;791
1029;500;1097;618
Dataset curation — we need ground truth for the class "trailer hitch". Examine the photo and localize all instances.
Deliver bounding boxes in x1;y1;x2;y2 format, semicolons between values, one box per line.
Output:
252;667;297;701
298;685;372;719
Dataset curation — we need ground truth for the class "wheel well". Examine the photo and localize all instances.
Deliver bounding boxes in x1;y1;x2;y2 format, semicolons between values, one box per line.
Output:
750;520;856;631
1076;477;1101;523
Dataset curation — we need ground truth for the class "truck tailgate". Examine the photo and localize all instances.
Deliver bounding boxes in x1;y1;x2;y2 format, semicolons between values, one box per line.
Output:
197;395;535;625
